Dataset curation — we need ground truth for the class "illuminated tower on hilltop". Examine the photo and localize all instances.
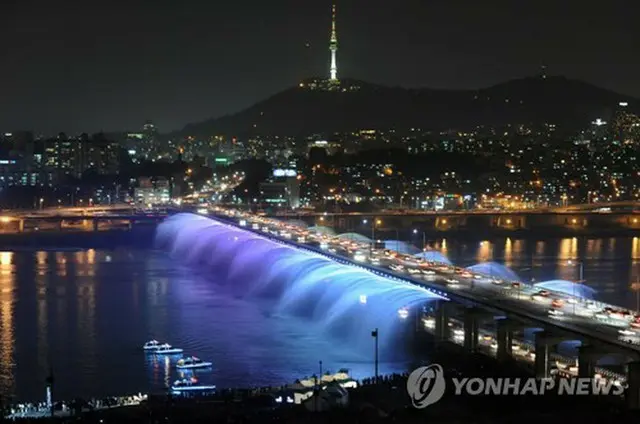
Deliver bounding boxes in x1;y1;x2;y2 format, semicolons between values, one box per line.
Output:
329;4;338;81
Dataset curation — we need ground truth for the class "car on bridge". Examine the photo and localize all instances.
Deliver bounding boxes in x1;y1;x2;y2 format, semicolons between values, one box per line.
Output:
531;290;550;301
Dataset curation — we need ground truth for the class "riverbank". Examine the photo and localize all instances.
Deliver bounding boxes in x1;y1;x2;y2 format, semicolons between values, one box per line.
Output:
5;341;634;423
375;227;640;241
6;376;633;423
0;227;157;249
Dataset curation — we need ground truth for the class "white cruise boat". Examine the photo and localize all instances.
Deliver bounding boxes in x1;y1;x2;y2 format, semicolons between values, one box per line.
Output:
154;343;184;355
170;378;216;394
176;356;213;370
143;340;162;351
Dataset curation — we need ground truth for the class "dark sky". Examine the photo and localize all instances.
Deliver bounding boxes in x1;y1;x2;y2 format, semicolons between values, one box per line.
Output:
1;0;638;135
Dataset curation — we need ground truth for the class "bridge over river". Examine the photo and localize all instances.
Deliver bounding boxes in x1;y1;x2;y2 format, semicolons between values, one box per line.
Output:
259;201;640;237
207;207;640;408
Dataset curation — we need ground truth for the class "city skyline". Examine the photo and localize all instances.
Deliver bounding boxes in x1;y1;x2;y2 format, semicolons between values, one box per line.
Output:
1;0;639;133
2;2;640;417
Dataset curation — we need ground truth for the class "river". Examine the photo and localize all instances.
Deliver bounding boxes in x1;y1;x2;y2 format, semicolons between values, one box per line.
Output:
0;235;638;402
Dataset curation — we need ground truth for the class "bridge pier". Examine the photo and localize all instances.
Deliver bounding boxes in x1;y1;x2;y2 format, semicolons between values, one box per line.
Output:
93;220;99;232
463;307;481;352
534;332;550;379
494;216;526;230
534;331;565;379
18;219;24;233
58;220;63;231
435;302;452;341
495;318;514;362
577;345;598;378
627;361;640;410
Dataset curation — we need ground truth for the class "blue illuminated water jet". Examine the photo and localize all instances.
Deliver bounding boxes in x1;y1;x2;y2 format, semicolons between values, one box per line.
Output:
307;226;336;236
384;240;420;255
414;251;452;265
465;262;520;282
286;219;308;228
156;214;443;357
534;280;596;299
336;233;371;243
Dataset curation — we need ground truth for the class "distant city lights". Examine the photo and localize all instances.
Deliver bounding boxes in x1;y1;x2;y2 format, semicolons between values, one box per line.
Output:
273;169;297;177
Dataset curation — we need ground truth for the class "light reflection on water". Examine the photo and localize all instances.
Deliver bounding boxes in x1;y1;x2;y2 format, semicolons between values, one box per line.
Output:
0;238;637;402
0;251;15;395
435;236;640;305
0;249;415;402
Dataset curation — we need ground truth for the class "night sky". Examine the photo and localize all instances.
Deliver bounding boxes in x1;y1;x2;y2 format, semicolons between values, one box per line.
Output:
1;0;638;134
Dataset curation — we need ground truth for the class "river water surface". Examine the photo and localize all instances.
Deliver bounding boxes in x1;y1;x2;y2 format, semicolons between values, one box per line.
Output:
0;236;638;402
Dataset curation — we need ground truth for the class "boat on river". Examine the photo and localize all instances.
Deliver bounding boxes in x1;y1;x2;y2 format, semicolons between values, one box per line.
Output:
143;340;162;351
176;357;212;370
155;344;184;355
170;378;216;394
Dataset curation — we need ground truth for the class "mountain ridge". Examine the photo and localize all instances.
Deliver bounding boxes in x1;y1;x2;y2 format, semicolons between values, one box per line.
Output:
171;76;638;139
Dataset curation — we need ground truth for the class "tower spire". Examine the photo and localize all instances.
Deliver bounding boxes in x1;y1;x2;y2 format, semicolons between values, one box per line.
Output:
329;4;338;82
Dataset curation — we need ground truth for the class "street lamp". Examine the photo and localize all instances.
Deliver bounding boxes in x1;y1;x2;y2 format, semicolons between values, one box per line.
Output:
631;265;640;314
514;266;536;300
371;328;379;382
413;229;426;251
567;259;584;314
631;279;640;314
394;227;400;252
365;219;381;257
567;259;584;281
362;219;370;255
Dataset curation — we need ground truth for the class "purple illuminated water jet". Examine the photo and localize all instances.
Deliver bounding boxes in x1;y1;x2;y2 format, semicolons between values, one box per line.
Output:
156;214;443;356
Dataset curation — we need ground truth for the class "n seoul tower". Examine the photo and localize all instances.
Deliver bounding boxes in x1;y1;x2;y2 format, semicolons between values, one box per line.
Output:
329;4;338;82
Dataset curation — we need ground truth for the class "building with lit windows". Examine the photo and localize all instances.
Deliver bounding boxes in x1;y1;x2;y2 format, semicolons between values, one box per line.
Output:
0;156;42;188
43;133;83;178
259;169;300;208
134;177;171;206
42;133;120;181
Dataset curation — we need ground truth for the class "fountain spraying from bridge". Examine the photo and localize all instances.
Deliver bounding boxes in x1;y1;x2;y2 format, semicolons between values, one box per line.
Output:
307;226;336;236
383;240;420;255
414;251;452;265
534;279;596;299
336;233;371;243
462;263;597;299
156;214;443;357
465;262;521;282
